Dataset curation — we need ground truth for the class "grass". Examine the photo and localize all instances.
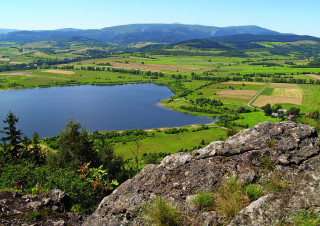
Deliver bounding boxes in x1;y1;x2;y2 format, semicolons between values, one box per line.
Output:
267;170;290;192
28;210;41;220
214;177;249;220
114;126;227;158
245;184;264;202
192;191;215;210
141;196;183;226
234;111;281;128
259;155;275;170
293;208;320;226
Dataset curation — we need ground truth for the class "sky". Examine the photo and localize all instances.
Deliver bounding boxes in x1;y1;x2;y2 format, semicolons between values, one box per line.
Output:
1;0;320;37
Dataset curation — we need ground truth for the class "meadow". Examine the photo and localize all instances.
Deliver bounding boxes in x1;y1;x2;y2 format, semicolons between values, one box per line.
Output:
1;39;320;160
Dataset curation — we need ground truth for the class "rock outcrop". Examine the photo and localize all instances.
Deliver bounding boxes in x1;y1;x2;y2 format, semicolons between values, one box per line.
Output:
83;121;320;225
0;189;83;225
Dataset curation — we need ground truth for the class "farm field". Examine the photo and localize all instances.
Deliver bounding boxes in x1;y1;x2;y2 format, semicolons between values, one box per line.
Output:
0;39;320;144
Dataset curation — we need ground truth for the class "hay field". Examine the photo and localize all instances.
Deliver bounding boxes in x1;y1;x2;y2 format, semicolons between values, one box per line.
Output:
222;81;266;86
253;95;302;107
307;74;320;80
272;88;303;98
269;83;297;88
43;70;75;75
110;62;197;72
217;90;258;100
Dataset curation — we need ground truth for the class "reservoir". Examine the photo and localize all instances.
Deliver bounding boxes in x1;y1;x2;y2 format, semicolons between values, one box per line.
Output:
0;84;216;137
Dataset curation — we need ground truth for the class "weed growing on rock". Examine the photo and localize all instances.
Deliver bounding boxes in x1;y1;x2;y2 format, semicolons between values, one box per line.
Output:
245;183;264;202
265;138;277;149
28;210;41;220
293;208;320;226
141;196;183;226
215;176;249;220
192;191;215;210
267;170;290;192
259;155;274;170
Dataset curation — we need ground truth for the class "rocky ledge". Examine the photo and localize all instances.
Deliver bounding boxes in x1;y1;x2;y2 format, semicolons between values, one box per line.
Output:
83;121;320;225
0;189;83;225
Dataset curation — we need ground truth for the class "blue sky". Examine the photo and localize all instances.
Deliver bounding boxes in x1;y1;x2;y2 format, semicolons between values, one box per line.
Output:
1;0;320;37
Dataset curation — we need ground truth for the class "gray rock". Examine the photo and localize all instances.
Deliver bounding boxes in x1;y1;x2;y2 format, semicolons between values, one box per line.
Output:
53;220;65;226
192;211;223;226
26;201;43;210
48;189;71;211
83;121;320;225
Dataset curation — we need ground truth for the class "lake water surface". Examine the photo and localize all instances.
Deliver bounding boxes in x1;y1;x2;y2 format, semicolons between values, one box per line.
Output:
0;84;216;137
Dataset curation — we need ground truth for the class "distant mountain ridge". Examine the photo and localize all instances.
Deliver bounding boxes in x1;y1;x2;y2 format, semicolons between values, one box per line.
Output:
0;28;20;34
0;23;284;44
209;34;320;43
213;25;280;37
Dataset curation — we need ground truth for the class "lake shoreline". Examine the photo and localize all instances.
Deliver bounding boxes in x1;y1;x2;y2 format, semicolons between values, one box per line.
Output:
0;84;215;137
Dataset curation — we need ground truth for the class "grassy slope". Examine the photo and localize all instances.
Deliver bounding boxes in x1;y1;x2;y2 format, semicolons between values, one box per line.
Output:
114;126;227;158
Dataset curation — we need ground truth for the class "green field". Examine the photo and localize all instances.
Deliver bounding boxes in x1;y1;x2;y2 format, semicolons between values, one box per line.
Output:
114;126;227;158
0;39;320;159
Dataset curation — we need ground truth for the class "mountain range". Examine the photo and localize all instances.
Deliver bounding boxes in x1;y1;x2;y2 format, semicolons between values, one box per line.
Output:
0;24;283;44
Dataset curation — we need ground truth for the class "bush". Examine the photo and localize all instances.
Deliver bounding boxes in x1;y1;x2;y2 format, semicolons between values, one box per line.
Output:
192;191;215;210
141;196;183;226
0;163;113;214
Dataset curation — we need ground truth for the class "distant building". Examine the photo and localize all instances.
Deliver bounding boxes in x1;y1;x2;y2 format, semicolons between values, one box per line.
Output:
306;112;310;117
288;115;294;120
279;109;287;114
271;113;279;118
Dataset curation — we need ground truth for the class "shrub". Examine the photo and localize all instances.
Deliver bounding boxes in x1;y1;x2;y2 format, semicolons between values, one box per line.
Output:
192;191;215;210
245;183;264;202
141;196;183;226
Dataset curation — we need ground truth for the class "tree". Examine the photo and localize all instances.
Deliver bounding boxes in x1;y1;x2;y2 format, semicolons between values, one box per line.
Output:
31;132;44;164
98;142;125;181
262;104;272;116
54;119;98;169
1;111;23;159
129;141;141;175
287;107;300;116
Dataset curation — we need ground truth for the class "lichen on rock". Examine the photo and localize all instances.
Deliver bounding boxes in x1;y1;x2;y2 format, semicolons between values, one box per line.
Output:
83;121;320;225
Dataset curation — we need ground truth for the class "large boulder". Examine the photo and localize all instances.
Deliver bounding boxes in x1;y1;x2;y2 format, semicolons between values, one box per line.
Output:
83;121;320;225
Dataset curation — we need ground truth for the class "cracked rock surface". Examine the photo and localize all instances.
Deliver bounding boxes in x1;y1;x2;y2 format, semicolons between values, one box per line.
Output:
83;121;320;225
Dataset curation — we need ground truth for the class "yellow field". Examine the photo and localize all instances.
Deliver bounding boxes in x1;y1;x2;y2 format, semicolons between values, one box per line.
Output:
43;70;75;75
307;74;320;80
217;90;258;100
110;62;197;72
272;88;303;98
253;95;302;107
222;81;266;85
269;83;297;88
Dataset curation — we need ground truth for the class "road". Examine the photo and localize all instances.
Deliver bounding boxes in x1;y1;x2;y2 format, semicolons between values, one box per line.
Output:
247;82;271;109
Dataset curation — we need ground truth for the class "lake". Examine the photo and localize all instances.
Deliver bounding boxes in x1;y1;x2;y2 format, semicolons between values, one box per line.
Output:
0;84;216;137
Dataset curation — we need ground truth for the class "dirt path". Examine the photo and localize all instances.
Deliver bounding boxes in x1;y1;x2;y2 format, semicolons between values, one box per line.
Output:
247;82;271;109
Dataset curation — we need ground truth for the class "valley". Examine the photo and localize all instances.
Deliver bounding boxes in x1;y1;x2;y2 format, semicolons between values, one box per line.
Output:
0;24;320;219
